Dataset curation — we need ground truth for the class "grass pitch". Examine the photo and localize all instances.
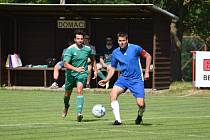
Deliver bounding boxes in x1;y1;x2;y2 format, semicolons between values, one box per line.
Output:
0;83;210;140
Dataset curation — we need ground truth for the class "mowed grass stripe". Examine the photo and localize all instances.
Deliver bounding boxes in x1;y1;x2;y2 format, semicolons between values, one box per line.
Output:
1;89;210;140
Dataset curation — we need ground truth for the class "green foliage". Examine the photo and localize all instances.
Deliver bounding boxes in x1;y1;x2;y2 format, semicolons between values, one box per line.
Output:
181;1;210;81
0;0;59;3
70;0;131;4
184;1;210;44
181;37;205;81
0;0;16;3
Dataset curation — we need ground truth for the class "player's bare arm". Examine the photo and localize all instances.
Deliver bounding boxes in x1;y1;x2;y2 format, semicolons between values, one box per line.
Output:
64;61;84;73
140;50;152;80
98;67;115;87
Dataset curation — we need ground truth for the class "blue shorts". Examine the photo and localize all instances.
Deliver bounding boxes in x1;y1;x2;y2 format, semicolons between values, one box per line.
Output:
56;61;64;69
114;76;145;98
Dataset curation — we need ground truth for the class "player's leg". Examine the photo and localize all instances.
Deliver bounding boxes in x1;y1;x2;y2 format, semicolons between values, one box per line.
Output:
135;98;145;125
62;89;72;118
128;80;145;124
62;75;75;118
110;86;124;125
75;73;87;122
110;76;127;125
76;82;84;122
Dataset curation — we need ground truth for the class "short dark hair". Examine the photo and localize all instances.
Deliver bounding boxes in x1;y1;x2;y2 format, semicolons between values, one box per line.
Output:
106;36;113;41
73;29;85;38
117;32;128;39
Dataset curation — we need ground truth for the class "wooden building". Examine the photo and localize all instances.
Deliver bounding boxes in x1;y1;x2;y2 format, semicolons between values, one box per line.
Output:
0;4;178;89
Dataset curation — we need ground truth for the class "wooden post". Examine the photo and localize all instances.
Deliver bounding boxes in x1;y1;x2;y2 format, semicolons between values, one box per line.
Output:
0;33;1;86
44;70;47;87
152;34;156;90
7;69;11;86
191;51;196;91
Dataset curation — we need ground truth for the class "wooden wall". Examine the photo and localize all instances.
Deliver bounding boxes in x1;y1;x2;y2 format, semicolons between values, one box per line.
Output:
1;14;173;89
7;17;154;87
13;16;74;86
153;16;171;89
0;16;15;86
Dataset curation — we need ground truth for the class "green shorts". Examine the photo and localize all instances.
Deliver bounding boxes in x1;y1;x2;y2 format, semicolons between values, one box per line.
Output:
65;73;88;91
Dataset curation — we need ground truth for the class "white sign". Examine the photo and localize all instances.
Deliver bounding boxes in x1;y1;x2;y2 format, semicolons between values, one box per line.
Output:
57;20;86;28
195;51;210;87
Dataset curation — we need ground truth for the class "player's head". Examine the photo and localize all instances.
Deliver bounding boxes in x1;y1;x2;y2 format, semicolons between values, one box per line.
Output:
117;32;128;49
73;29;85;47
84;34;90;45
106;36;113;45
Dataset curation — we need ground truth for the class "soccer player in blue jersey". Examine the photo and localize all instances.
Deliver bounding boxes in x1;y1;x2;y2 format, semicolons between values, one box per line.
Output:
98;32;152;125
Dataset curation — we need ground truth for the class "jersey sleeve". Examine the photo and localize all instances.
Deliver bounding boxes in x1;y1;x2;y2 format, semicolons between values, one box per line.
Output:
63;48;72;63
111;52;117;68
136;45;143;56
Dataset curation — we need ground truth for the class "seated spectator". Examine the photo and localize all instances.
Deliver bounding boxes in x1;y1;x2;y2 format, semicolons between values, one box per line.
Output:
50;41;72;89
97;36;117;89
84;35;97;89
50;49;66;89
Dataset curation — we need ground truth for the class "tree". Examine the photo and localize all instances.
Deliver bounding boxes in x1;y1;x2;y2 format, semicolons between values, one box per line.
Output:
184;0;210;47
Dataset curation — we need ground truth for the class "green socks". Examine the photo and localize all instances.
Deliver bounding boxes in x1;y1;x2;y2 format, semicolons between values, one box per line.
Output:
76;96;84;114
64;95;84;115
64;96;70;109
97;70;106;80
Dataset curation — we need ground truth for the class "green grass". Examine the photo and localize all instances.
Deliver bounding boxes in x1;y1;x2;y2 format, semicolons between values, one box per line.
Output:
0;86;210;140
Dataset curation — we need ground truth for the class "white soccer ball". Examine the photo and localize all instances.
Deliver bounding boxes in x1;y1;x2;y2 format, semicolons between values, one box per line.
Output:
92;104;106;118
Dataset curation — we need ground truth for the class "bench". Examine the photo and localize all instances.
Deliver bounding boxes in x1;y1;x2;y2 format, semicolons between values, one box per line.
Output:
6;67;148;88
6;67;120;88
6;67;65;87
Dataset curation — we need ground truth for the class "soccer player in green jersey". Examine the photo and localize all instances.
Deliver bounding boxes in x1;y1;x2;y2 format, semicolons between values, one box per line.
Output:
62;30;97;122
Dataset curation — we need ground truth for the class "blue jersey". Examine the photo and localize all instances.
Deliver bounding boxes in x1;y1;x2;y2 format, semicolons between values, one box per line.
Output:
111;43;144;81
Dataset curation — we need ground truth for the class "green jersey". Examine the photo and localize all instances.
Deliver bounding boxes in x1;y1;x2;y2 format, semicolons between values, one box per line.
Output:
63;43;92;77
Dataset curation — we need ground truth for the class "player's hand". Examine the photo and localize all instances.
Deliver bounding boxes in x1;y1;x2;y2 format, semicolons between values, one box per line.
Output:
98;80;107;87
76;67;85;73
144;72;149;80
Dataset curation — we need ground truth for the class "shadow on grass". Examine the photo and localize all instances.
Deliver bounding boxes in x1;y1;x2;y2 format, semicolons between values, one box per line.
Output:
142;123;165;126
141;123;153;126
126;122;153;126
82;118;109;122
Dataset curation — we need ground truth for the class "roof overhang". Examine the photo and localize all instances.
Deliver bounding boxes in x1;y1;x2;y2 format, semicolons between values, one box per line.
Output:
0;3;179;20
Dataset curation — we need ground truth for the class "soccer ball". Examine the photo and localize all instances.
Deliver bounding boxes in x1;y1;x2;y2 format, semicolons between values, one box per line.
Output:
92;104;106;118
